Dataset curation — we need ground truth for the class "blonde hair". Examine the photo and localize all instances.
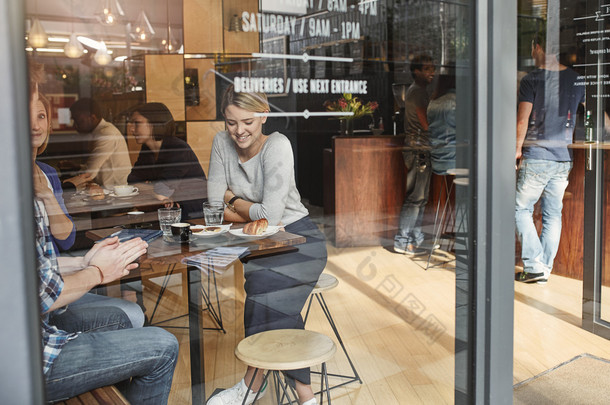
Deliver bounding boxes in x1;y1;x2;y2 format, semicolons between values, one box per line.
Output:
221;84;269;115
36;93;52;155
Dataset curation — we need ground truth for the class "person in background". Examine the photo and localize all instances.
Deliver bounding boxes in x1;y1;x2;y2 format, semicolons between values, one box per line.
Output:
32;92;75;253
30;84;178;405
206;86;326;405
394;53;436;255
127;102;207;219
515;31;585;284
67;97;132;189
427;71;457;176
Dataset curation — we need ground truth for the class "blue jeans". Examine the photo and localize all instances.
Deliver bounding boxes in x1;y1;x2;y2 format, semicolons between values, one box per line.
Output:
45;300;178;404
515;158;571;276
65;292;145;328
395;149;432;248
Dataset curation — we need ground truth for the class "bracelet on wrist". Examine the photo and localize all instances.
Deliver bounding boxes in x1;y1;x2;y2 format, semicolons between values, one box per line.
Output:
226;196;240;213
90;265;104;284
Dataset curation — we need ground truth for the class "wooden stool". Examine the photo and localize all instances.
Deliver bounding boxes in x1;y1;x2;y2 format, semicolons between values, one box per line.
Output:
303;273;362;391
235;329;337;405
55;385;128;404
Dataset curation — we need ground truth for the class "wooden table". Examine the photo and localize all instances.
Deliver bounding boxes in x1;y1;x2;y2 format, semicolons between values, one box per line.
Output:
87;220;306;404
65;185;207;231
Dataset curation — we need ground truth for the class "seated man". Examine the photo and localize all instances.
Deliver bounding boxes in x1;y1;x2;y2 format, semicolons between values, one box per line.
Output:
67;98;132;189
35;198;179;404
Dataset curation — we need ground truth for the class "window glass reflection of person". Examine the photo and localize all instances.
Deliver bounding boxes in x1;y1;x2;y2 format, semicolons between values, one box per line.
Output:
206;86;326;405
127;102;207;219
68;98;132;189
394;53;436;255
427;72;457;175
31;93;75;252
29;93;179;404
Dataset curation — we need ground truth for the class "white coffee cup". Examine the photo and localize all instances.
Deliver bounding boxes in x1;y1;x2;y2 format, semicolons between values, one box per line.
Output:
114;185;137;196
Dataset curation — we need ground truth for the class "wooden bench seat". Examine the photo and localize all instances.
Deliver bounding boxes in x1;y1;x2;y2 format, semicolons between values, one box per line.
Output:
55;386;129;405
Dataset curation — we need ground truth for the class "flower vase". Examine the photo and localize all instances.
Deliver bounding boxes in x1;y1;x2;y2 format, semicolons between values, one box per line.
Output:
340;119;354;136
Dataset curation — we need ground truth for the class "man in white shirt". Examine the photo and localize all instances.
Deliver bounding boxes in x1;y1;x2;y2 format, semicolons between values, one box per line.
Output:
69;98;131;188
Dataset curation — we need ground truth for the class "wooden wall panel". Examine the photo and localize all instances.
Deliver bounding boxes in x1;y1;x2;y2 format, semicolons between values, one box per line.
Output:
223;0;260;54
144;54;185;121
187;121;224;175
183;0;223;53
185;58;218;121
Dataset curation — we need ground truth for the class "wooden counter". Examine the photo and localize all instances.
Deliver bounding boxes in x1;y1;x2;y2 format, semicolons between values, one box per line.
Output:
324;136;406;247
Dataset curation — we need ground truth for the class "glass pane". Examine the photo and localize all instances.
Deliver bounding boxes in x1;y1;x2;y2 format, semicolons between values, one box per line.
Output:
25;0;475;403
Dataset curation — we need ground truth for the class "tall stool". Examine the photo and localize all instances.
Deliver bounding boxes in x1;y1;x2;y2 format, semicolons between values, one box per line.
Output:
303;273;362;391
235;329;337;405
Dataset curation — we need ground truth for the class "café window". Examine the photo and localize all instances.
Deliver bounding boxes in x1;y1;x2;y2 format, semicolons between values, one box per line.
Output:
24;0;477;403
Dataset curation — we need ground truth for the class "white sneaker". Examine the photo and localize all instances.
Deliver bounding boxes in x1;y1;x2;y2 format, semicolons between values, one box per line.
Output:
206;379;267;405
302;398;318;405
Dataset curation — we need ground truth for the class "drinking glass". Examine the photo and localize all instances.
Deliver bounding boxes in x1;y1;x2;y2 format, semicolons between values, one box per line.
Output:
203;202;224;226
158;207;182;237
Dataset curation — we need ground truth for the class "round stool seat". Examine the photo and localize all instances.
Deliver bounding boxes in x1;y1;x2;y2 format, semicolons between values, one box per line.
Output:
235;329;336;371
312;273;338;294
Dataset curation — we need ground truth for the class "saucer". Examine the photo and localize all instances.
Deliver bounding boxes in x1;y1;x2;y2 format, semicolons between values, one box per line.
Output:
110;190;139;198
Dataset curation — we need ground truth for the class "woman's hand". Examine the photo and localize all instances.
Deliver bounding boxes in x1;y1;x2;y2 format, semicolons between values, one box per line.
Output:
88;237;148;284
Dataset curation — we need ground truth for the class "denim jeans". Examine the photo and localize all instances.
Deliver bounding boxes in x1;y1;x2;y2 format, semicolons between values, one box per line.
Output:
45;300;178;404
515;158;571;276
395;149;432;248
60;292;145;328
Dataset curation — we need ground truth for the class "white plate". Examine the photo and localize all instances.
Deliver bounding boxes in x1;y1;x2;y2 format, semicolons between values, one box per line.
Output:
229;226;281;239
109;190;140;198
191;224;231;238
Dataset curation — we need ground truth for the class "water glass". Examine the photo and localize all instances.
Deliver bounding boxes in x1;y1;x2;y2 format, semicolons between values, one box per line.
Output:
158;207;182;236
203;202;224;226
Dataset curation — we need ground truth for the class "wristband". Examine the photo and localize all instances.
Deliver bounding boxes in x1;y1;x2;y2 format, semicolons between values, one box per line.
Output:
226;196;240;213
90;265;104;284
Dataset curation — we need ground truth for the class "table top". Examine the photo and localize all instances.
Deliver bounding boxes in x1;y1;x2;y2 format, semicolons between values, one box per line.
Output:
86;219;306;266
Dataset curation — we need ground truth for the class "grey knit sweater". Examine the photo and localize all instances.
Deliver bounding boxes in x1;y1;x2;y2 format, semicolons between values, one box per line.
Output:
207;131;308;226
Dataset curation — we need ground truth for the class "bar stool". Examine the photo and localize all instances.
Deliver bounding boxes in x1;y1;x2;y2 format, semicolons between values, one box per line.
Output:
303;273;362;391
424;168;468;270
235;329;337;405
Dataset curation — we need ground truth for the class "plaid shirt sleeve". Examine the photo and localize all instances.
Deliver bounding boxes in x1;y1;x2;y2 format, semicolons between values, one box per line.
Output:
34;201;78;376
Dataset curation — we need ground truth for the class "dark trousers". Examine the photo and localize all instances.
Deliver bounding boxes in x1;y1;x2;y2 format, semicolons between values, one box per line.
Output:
243;216;327;385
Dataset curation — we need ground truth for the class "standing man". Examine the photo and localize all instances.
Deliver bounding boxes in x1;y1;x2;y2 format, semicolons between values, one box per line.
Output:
69;98;132;188
394;53;436;255
515;32;585;284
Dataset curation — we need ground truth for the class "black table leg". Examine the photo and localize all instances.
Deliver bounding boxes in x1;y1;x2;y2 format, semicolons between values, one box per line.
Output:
188;264;205;404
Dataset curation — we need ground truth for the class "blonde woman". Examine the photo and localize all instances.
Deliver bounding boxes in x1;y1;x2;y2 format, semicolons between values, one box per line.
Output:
207;85;326;405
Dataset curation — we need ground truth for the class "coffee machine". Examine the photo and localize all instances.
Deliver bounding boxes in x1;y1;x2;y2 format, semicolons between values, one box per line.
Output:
392;83;408;135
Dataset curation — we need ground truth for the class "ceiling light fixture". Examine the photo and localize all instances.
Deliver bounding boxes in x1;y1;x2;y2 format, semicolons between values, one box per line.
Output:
94;41;112;65
64;0;84;58
28;18;48;48
132;10;155;42
98;0;125;26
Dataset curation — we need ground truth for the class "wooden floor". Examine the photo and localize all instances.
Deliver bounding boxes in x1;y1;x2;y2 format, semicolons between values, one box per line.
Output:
141;243;610;404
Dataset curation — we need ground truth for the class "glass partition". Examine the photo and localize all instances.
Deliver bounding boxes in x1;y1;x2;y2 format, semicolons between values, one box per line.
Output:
23;0;480;403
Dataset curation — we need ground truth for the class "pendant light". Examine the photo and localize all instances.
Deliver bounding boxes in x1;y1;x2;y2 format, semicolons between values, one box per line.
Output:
162;0;178;53
64;33;84;58
28;17;48;48
132;10;155;43
98;0;124;26
64;0;84;58
94;41;112;65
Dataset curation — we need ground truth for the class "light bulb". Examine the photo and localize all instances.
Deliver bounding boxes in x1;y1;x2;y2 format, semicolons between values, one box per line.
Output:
28;18;48;48
64;33;84;58
94;42;112;65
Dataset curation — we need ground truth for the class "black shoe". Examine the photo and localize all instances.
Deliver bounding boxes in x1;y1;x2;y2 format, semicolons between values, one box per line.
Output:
515;271;547;284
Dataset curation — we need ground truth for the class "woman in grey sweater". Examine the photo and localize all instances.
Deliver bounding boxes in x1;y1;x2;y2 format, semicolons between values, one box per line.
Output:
207;86;326;405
